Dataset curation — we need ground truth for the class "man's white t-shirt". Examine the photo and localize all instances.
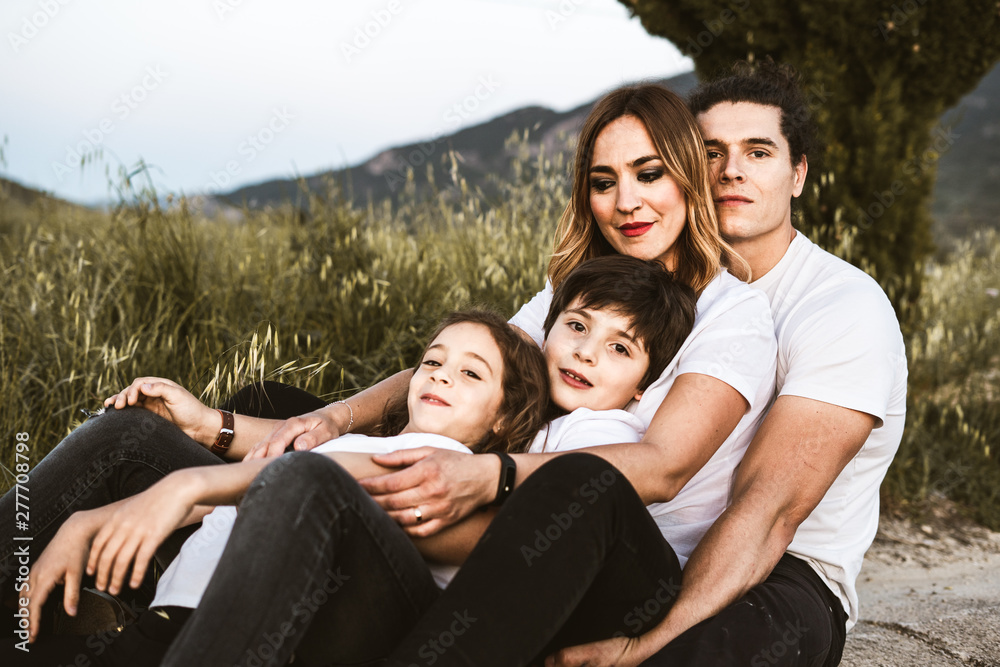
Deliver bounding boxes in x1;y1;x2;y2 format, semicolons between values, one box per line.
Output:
751;232;908;631
151;410;645;608
510;270;778;567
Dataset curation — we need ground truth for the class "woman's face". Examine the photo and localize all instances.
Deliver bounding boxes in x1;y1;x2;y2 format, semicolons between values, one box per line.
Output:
588;115;687;269
403;322;505;448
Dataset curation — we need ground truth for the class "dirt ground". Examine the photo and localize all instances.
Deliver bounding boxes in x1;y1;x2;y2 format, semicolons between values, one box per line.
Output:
842;504;1000;666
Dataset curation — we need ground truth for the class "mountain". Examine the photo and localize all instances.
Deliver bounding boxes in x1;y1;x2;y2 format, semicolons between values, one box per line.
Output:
218;67;1000;244
220;72;699;209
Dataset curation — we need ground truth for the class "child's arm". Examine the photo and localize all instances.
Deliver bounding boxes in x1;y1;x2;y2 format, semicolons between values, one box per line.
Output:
410;509;498;565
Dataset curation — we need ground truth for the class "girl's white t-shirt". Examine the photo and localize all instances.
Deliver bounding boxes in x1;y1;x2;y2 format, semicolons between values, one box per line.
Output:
510;270;778;567
151;410;645;608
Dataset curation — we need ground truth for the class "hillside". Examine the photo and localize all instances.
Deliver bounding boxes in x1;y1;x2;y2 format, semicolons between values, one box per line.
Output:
219;67;999;244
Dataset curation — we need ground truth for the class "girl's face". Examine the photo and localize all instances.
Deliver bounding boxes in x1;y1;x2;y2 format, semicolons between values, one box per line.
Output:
588;115;687;270
402;322;505;448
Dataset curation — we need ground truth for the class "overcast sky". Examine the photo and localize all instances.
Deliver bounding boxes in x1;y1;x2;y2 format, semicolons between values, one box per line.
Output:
1;0;691;204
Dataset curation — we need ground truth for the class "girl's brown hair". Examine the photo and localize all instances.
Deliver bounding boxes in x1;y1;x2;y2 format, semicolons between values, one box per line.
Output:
548;83;750;294
374;310;549;454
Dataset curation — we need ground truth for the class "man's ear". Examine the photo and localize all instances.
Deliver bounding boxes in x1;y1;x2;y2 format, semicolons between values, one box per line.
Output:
792;156;808;198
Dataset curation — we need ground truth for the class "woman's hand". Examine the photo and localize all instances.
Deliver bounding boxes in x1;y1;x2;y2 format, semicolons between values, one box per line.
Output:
243;405;347;460
104;377;217;445
25;509;105;642
359;448;499;536
545;635;650;667
86;474;199;596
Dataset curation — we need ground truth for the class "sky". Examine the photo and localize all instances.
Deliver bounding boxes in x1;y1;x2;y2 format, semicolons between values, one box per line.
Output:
1;0;692;204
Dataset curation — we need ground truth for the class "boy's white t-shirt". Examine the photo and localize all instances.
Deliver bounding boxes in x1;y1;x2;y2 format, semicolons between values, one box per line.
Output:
750;232;907;630
510;270;778;567
151;410;645;608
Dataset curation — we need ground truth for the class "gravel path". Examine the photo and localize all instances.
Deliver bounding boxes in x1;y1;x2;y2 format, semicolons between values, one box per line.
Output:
842;513;1000;666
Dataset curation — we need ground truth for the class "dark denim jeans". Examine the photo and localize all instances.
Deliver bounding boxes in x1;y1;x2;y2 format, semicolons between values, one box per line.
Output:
385;452;845;667
160;452;441;667
1;381;326;665
387;453;683;667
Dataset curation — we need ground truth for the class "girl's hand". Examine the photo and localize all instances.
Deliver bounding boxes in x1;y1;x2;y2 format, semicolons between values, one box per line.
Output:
244;408;341;460
86;475;197;596
104;377;217;445
25;510;104;642
545;635;648;667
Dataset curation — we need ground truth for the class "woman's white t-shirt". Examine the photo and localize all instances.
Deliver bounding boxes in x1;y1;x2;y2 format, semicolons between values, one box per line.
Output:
510;270;778;567
151;410;645;608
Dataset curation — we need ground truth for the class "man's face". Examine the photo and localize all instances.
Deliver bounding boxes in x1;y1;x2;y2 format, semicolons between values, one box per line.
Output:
696;102;807;246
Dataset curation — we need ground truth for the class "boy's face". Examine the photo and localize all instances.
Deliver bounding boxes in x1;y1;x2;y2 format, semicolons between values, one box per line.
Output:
543;298;649;413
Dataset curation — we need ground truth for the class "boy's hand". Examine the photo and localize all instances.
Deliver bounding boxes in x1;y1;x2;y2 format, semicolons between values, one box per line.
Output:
25;510;104;642
104;377;217;445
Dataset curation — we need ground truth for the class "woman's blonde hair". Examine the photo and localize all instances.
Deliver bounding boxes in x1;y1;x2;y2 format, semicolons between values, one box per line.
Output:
548;84;749;294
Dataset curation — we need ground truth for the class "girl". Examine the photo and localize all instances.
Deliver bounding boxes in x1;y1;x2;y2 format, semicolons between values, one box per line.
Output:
20;310;550;665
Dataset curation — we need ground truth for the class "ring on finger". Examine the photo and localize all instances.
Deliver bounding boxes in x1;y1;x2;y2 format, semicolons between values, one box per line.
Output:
413;507;424;523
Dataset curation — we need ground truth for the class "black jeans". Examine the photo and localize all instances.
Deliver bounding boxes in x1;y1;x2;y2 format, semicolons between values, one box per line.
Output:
387;453;683;667
642;553;847;667
1;381;326;665
385;453;846;667
160;452;441;667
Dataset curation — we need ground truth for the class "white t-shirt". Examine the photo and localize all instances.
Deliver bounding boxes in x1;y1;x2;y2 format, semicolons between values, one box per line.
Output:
751;232;907;631
151;410;644;607
510;270;778;567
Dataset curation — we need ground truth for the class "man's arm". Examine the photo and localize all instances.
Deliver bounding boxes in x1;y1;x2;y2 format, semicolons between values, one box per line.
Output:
619;396;875;661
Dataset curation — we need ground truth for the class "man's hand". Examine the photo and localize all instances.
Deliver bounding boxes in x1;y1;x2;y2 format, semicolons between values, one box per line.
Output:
359;448;499;536
243;406;346;459
103;377;217;445
25;510;104;642
545;635;650;667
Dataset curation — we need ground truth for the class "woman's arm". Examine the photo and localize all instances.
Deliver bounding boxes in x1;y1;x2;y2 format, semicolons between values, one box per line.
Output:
360;373;748;536
244;370;413;459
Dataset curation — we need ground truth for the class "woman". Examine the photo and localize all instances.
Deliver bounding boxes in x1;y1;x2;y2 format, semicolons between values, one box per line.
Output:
229;83;779;665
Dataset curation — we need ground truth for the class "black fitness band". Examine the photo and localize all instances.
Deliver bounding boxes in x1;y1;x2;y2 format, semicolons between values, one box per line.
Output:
490;451;517;506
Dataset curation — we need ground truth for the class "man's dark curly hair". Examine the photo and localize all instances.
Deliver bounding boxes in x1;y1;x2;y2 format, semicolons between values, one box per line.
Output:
688;59;817;167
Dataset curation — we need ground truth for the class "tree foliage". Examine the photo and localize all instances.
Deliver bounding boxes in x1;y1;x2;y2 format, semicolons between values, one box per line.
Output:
620;0;1000;318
